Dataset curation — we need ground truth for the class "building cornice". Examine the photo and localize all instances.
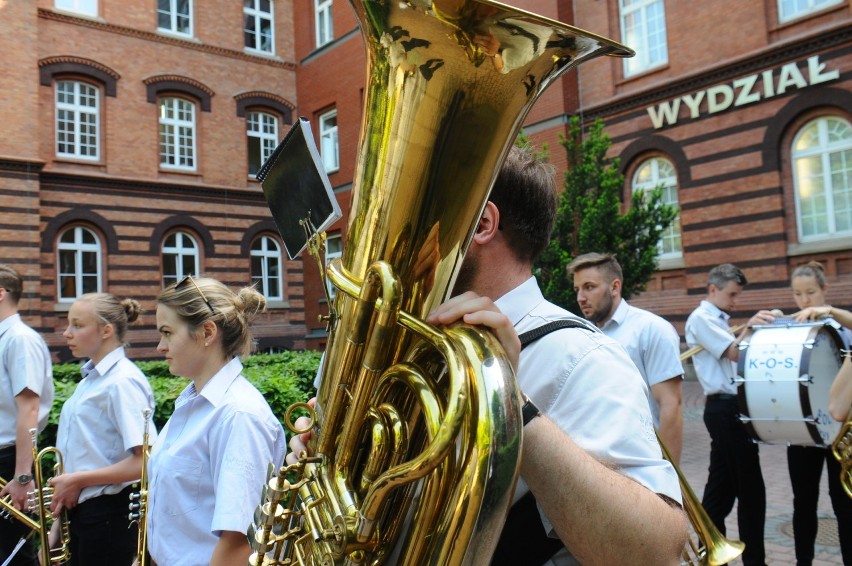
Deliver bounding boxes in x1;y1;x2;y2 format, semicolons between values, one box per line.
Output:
0;158;46;180
582;22;852;121
38;8;297;71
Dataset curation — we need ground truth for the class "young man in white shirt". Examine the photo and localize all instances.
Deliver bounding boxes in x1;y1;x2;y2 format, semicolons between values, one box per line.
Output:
685;263;776;566
0;264;54;566
566;252;684;462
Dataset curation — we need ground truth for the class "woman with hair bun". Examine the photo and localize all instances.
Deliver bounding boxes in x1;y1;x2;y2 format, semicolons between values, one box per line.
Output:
145;276;286;566
787;261;852;565
49;293;156;566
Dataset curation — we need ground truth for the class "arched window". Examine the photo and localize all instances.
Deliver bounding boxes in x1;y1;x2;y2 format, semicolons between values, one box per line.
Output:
251;235;284;300
792;116;852;242
247;111;279;177
56;80;100;160
58;226;102;301
162;231;200;286
159;97;197;171
632;157;682;258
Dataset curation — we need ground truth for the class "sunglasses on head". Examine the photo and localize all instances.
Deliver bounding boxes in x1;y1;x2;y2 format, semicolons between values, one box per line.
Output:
176;275;217;315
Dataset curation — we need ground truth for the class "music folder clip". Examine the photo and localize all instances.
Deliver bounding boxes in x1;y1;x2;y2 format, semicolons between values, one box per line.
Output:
256;117;342;259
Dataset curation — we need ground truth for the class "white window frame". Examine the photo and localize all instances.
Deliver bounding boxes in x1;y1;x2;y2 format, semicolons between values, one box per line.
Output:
315;0;333;47
159;97;197;171
162;231;201;286
157;0;193;36
319;110;339;173
619;0;668;77
247;111;279;178
57;226;102;302
55;80;100;161
251;235;284;301
244;0;275;55
778;0;842;23
792;116;852;243
324;232;342;300
632;157;682;260
55;0;97;17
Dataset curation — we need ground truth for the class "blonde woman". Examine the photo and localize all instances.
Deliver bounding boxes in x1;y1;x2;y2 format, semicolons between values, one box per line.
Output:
788;262;851;565
49;293;155;566
145;276;286;566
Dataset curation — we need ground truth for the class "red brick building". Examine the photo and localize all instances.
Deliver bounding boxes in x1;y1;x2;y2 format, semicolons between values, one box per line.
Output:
294;0;852;347
572;0;852;334
0;0;304;360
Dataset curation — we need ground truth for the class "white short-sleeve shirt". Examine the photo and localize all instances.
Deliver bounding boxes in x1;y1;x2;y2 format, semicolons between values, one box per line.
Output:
0;313;54;446
146;357;287;566
601;299;684;426
497;278;681;505
56;346;156;503
685;300;738;395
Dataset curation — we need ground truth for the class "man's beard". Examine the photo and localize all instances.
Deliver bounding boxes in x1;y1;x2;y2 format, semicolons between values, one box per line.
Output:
586;292;613;325
452;253;480;297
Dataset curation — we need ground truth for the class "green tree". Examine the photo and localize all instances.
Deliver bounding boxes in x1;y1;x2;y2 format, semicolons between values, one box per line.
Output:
535;117;677;313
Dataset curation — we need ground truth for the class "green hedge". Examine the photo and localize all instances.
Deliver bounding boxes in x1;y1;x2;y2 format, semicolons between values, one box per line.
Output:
43;351;322;448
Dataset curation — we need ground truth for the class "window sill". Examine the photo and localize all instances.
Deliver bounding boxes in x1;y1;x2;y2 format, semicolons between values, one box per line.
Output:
788;236;852;257
657;256;685;270
52;156;105;169
158;168;202;179
616;62;670;87
266;300;290;310
53;302;73;313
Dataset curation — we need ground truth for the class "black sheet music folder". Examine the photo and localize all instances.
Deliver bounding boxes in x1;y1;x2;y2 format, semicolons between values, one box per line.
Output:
256;117;342;259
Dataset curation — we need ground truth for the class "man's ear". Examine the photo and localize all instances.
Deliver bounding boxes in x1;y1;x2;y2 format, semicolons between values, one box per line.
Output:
611;278;622;296
472;201;500;245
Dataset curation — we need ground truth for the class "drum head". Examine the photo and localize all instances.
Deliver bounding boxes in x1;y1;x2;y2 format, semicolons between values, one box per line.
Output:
738;322;843;446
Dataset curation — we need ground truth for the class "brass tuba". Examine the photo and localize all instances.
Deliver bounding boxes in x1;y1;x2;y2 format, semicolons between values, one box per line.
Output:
833;408;852;498
249;1;632;565
0;429;71;565
128;408;153;566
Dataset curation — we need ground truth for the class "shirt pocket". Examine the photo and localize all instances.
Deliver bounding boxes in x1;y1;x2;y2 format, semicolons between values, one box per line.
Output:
162;453;203;517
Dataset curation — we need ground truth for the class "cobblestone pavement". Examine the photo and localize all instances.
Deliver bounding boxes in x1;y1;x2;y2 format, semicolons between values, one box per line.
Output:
680;380;844;566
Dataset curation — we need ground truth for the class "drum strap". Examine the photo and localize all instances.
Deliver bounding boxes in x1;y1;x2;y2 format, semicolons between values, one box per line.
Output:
492;318;595;566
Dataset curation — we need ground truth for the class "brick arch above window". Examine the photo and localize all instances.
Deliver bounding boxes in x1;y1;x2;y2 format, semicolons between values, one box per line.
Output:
241;220;282;255
618;135;691;190
39;56;120;97
234;91;294;123
762;86;852;171
41;208;118;253
144;74;214;112
150;215;215;256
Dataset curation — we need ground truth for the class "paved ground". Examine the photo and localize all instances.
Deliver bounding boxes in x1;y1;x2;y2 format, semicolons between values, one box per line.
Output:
680;380;845;565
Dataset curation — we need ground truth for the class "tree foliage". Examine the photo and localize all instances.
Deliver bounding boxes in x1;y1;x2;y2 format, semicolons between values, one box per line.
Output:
535;117;677;313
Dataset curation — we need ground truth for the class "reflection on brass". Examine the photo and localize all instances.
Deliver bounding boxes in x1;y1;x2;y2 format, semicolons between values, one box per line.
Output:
833;409;852;498
249;1;632;564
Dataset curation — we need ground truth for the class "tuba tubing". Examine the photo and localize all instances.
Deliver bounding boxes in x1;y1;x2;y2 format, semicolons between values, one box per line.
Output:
249;2;633;565
833;408;852;499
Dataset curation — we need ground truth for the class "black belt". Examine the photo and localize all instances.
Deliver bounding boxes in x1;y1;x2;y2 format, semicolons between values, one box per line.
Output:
706;393;737;401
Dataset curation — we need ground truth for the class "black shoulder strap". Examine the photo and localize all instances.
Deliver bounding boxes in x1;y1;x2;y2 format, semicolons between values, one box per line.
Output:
519;318;596;349
493;318;595;566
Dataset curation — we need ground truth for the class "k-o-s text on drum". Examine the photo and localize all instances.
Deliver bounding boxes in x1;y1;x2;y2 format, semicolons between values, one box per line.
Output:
737;320;843;446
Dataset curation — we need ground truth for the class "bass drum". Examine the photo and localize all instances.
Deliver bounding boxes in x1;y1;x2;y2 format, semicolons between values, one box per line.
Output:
737;321;843;446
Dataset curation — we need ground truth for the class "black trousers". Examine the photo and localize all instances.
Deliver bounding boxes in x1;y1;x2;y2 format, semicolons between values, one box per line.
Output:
0;446;37;566
702;396;766;566
66;485;138;566
787;444;852;565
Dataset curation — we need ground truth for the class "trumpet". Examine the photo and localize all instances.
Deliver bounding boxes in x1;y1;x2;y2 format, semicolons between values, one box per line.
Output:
657;432;745;565
128;408;153;566
0;429;71;565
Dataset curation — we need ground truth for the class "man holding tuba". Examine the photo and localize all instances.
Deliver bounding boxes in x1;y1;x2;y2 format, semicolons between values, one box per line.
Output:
292;146;689;565
0;264;54;566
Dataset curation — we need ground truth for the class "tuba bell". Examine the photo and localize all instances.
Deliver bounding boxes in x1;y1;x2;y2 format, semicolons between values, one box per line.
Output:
0;429;71;565
249;1;632;565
